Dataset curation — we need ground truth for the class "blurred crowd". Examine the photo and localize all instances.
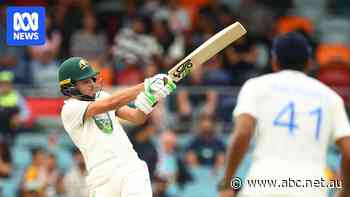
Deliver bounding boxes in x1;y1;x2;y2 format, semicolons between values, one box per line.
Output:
1;0;350;196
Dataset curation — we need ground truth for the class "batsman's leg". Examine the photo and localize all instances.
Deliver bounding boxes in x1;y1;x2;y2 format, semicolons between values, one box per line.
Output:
121;162;152;197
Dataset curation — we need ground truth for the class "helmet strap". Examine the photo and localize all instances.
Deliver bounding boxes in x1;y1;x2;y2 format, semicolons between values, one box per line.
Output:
73;78;105;101
61;84;95;101
61;77;103;101
75;93;96;101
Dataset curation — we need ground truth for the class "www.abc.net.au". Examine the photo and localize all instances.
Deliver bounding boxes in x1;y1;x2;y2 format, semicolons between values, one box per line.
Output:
231;177;342;190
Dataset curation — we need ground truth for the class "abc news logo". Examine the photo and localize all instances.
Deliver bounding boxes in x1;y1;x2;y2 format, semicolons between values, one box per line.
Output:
13;12;39;39
6;7;45;46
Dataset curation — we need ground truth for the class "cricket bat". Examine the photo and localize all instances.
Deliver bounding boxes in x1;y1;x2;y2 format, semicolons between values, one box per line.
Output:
168;22;247;83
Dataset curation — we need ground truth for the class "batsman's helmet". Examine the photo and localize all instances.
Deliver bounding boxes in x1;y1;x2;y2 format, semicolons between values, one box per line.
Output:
58;57;99;100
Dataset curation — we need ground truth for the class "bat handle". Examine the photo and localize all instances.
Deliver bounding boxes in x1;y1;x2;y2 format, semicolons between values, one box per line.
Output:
166;74;179;84
162;76;168;85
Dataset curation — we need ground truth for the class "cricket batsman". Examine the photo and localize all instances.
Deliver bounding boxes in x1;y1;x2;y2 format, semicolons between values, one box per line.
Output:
219;33;350;197
58;57;176;197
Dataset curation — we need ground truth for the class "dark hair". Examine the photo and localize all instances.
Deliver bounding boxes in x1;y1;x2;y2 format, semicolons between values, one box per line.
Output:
0;142;11;163
233;35;254;53
31;147;45;157
272;32;311;71
71;147;82;156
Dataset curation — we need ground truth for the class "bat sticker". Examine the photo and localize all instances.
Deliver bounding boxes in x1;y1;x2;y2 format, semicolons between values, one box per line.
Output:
172;59;193;79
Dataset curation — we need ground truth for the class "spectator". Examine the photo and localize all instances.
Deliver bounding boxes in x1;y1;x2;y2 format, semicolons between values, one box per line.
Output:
156;129;178;195
44;153;64;197
151;19;185;67
202;54;234;125
193;2;219;34
29;39;60;88
153;0;191;34
0;5;28;84
112;15;162;67
54;0;92;57
185;114;225;169
153;176;169;197
203;54;232;86
216;4;236;31
114;56;144;85
28;13;62;65
237;0;275;38
21;148;47;197
69;11;112;87
129;120;158;180
63;148;89;197
155;129;192;196
0;140;12;178
120;0;139;27
27;13;62;88
141;0;162;17
223;36;260;86
190;5;219;48
21;149;64;197
176;65;218;131
70;11;107;62
0;71;29;140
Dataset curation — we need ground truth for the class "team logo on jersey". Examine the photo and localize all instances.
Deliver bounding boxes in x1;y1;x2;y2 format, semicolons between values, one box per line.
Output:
6;6;46;46
93;113;113;134
79;59;89;70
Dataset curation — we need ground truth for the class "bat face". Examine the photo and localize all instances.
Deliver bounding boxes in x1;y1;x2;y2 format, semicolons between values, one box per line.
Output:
168;22;247;83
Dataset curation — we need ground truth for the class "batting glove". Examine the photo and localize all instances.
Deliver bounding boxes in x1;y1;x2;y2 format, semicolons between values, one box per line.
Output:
135;91;158;115
144;74;176;98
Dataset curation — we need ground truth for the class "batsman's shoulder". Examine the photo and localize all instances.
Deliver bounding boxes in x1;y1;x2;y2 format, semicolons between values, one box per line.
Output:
61;99;76;116
61;98;87;116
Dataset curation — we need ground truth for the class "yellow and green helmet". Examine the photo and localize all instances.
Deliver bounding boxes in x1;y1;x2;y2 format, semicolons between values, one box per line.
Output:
58;57;99;99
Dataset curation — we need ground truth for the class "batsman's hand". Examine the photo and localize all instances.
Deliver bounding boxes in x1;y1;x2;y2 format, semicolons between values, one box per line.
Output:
135;91;158;115
144;74;176;98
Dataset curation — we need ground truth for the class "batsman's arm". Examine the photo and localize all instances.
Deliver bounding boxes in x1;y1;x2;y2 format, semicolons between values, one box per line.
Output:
337;137;350;197
116;106;148;125
115;75;177;124
84;83;144;119
221;114;256;189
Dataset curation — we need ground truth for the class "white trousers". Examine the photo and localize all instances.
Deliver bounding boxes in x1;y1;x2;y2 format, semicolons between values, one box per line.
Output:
86;159;152;197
